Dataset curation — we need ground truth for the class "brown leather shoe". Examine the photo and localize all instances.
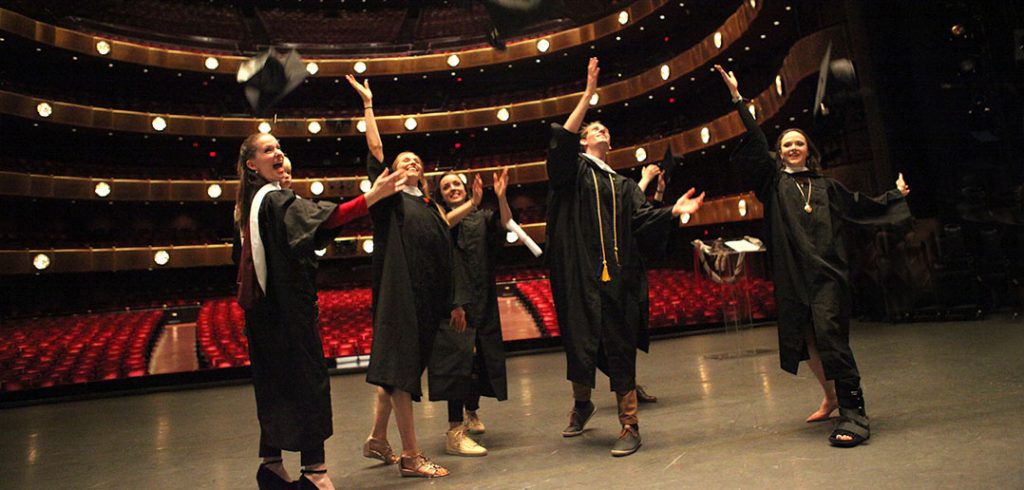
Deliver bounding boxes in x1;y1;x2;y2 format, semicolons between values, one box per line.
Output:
636;385;658;403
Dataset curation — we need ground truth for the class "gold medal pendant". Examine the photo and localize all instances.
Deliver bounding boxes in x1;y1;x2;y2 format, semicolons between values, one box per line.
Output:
804;203;813;214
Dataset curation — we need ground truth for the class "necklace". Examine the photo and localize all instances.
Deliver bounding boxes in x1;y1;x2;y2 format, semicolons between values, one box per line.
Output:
794;178;813;213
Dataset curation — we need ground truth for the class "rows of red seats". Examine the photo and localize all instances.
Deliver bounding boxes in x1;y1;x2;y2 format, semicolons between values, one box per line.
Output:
514;280;559;336
512;269;777;338
0;310;163;392
646;269;775;327
194;269;776;369
196;288;376;368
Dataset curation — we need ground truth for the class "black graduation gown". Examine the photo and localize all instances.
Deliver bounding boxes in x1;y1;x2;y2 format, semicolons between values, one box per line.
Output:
729;100;911;383
243;190;340;451
545;123;674;393
364;154;467;401
428;208;509;402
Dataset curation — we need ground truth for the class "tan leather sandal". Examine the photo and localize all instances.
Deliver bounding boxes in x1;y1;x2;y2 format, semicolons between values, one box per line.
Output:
399;454;449;478
363;437;399;465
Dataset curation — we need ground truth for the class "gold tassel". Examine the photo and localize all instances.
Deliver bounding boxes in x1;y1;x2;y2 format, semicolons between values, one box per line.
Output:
601;262;611;282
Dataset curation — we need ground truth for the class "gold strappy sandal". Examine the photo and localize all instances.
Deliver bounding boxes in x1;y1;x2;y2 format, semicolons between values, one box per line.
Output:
362;438;400;465
399;454;449;478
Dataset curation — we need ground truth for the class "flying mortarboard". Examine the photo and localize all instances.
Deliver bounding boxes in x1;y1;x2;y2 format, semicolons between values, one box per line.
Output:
237;48;309;116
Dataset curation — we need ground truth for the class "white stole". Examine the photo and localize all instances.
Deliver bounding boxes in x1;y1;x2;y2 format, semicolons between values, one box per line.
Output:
248;182;281;294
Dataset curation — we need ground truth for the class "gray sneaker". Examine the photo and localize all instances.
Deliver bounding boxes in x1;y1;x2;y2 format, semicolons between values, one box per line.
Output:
561;401;596;437
610;425;641;457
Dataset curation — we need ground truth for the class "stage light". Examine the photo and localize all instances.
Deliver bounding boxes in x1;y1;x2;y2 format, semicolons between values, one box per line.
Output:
258;121;272;134
95;40;111;55
315;248;327;257
354;61;367;74
506;231;518;244
775;74;784;96
36;102;52;118
307;121;322;134
310;181;325;195
714;32;723;49
496;108;510;121
660;64;671;81
700;127;711;144
951;24;965;37
536;39;551;53
404;117;418;131
749;0;756;8
94;182;111;198
618;11;629;25
356;119;367;133
32;253;50;271
738;199;748;217
204;57;219;70
635;147;647;162
207;184;222;199
359;179;371;193
589;93;599;106
447;54;461;67
362;239;374;254
306;62;319;75
680;213;691;224
151;117;167;132
153;250;170;266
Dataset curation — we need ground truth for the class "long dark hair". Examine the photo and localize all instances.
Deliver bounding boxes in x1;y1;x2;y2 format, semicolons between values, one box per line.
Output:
234;133;269;234
774;128;821;171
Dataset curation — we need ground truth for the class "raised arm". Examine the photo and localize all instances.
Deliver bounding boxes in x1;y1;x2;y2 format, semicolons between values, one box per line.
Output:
493;167;513;226
346;75;385;179
715;64;763;138
445;174;483;228
716;64;775;198
563;57;600;133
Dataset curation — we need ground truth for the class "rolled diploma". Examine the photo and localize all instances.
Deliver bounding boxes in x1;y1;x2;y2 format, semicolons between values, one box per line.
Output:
505;219;542;257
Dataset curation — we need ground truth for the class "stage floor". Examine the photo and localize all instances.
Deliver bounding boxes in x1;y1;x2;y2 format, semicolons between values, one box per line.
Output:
2;316;1023;489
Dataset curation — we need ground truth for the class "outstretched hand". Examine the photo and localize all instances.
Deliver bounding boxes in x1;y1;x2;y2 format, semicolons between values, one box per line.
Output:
896;172;910;197
714;64;741;100
365;168;407;207
493;167;509;199
471;174;483;207
672;187;706;217
345;75;373;105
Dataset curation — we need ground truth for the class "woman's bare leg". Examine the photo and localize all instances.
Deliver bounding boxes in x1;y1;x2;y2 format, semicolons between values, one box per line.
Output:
805;330;838;422
369;386;393;441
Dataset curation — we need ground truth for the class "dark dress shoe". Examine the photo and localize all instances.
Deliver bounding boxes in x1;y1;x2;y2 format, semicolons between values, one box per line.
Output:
257;463;296;490
636;385;658;403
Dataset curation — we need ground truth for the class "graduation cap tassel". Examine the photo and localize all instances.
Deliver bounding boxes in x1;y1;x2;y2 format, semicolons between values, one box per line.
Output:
601;261;611;282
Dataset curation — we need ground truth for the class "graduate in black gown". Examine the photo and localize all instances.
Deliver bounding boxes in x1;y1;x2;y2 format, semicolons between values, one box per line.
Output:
430;168;513;457
345;75;468;478
234;133;406;490
547;58;705;457
715;65;911;447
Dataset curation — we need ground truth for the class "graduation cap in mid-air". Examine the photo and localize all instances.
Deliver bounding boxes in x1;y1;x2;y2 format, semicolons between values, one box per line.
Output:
482;0;560;50
812;41;860;120
658;145;680;179
237;48;308;116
